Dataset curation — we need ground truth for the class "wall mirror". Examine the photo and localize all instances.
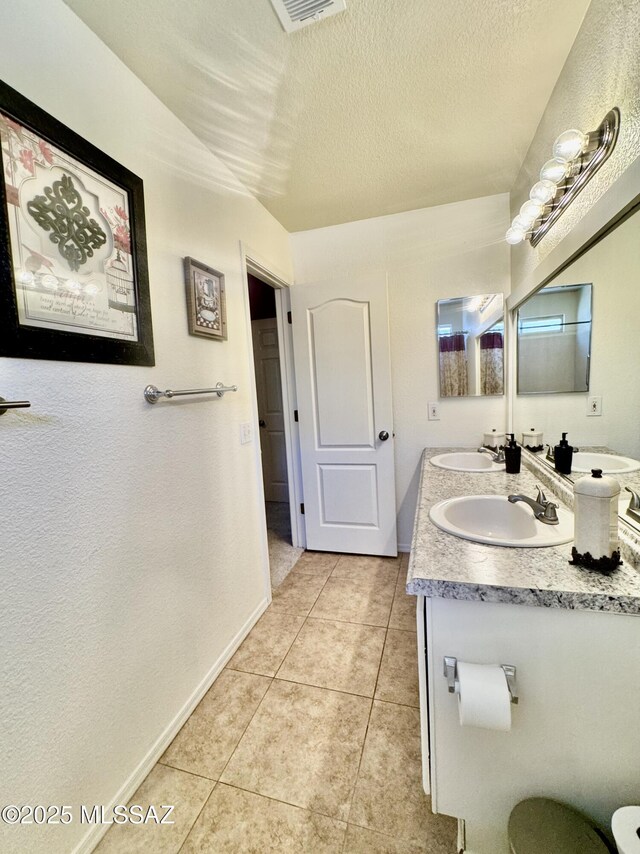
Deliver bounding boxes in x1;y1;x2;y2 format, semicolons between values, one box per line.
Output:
517;283;593;394
437;293;504;397
511;198;640;526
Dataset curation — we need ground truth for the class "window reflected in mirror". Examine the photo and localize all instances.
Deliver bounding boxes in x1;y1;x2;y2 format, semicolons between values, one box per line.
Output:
436;294;504;397
517;284;592;394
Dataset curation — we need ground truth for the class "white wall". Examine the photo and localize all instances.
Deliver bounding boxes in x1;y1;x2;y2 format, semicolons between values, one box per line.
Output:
0;2;292;852
290;194;511;548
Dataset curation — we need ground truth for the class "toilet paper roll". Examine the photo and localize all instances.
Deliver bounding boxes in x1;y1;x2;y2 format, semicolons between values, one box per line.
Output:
612;806;640;854
456;661;512;732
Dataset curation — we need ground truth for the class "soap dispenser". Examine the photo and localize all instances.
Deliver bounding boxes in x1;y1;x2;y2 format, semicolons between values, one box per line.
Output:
571;469;621;571
554;432;573;475
504;434;521;474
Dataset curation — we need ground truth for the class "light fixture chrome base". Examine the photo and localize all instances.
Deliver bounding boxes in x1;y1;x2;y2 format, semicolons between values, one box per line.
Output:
529;107;620;247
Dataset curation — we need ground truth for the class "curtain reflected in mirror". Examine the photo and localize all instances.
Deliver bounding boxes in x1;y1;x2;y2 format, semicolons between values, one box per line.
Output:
436;294;504;397
517;284;592;394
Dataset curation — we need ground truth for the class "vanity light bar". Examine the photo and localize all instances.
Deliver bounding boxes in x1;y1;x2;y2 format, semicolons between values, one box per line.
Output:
506;108;620;247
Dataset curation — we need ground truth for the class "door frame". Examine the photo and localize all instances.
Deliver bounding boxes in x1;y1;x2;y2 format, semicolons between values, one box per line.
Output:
240;244;306;575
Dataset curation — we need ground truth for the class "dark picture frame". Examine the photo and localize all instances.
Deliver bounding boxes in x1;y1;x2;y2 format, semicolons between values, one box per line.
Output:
184;257;227;341
0;79;154;365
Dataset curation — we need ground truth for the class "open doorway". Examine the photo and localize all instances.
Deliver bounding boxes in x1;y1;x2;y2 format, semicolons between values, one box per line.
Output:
247;273;303;589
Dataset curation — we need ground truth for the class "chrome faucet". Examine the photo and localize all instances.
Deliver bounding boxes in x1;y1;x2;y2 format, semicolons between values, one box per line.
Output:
625;487;640;524
508;486;559;525
478;446;506;464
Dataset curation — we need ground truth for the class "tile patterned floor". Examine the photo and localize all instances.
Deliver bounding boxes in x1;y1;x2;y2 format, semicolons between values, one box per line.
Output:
95;552;457;853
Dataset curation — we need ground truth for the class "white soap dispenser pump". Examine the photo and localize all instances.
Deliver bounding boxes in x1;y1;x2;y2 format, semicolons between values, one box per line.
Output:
572;468;621;570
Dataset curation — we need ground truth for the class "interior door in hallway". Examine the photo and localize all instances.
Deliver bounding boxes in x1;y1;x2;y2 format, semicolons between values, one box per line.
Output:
252;318;289;502
291;274;397;556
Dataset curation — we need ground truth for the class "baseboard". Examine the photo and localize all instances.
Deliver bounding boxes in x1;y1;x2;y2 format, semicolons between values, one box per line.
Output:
398;543;411;553
72;596;270;854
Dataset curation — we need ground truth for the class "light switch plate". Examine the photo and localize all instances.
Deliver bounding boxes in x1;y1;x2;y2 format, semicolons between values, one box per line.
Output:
240;422;253;444
587;396;602;416
428;402;440;421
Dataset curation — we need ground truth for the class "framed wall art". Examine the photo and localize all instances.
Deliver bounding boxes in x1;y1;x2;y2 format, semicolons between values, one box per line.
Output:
0;79;154;365
184;257;227;341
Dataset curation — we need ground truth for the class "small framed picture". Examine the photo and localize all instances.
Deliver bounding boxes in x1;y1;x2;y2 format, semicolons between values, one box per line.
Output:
184;257;227;341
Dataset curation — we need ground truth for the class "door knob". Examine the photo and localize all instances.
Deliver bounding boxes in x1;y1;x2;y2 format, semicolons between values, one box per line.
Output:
378;430;390;441
259;419;266;427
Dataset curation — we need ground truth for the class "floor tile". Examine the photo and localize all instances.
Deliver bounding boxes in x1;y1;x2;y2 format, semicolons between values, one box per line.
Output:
343;823;429;853
221;679;371;821
228;610;305;677
332;554;401;583
160;669;270;780
181;783;346;853
94;764;213;854
270;571;327;616
277;618;386;697
349;701;457;848
309;576;395;627
291;550;341;579
375;629;419;707
388;585;417;632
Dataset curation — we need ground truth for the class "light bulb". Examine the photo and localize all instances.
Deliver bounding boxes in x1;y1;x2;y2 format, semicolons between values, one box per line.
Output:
552;128;588;161
506;226;526;245
530;179;557;205
519;199;544;225
512;215;531;233
540;157;570;184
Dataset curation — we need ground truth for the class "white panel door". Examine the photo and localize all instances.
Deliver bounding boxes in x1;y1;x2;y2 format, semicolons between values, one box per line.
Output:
252;318;289;503
291;274;397;555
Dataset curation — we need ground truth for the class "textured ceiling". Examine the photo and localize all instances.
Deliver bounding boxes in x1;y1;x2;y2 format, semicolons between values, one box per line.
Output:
63;0;591;231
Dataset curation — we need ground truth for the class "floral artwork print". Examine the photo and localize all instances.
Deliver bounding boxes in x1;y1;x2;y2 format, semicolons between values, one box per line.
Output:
0;109;139;341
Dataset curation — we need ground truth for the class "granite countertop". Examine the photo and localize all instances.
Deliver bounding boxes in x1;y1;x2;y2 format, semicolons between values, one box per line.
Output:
407;448;640;614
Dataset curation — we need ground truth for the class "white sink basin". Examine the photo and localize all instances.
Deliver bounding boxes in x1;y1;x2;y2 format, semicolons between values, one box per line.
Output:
429;495;573;547
570;452;640;475
430;452;505;473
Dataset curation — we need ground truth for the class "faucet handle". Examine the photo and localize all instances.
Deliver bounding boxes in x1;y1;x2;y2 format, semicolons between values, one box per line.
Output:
542;501;559;523
535;485;548;506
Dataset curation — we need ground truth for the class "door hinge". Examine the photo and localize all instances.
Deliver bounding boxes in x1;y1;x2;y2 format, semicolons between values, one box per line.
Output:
294;409;298;422
300;503;305;515
287;310;292;324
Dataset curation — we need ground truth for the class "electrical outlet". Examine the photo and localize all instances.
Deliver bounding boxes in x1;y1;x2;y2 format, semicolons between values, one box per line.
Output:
239;422;253;444
428;402;440;421
587;396;602;416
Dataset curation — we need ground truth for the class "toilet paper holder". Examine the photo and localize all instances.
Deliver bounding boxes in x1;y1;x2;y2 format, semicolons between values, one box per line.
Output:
443;656;519;705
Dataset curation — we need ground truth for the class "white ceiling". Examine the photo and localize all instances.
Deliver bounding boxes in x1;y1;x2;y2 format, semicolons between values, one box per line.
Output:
63;0;591;232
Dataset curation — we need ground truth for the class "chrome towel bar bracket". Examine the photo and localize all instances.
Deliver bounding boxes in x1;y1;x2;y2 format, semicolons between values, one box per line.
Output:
0;396;31;416
144;382;238;404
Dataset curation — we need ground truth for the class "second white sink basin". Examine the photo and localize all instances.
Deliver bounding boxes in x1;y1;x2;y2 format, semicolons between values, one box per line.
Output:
570;452;640;475
430;452;505;472
429;495;573;547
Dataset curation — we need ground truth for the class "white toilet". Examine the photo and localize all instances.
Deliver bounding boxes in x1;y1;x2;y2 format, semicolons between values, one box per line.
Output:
612;806;640;854
508;798;640;853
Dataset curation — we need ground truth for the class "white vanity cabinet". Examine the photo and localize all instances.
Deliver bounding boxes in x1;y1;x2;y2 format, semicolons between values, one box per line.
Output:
417;594;640;854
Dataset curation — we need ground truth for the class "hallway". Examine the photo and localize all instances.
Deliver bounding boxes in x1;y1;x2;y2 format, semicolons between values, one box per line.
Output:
95;552;456;852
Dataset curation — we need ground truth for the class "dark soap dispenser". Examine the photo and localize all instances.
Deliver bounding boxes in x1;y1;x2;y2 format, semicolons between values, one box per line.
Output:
554;432;574;475
504;434;521;474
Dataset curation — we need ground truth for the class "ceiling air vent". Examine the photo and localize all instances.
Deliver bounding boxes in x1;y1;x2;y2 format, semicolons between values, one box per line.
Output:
269;0;347;33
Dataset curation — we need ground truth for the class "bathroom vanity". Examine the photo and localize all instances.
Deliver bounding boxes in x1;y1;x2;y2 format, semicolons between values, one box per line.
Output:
408;449;640;854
